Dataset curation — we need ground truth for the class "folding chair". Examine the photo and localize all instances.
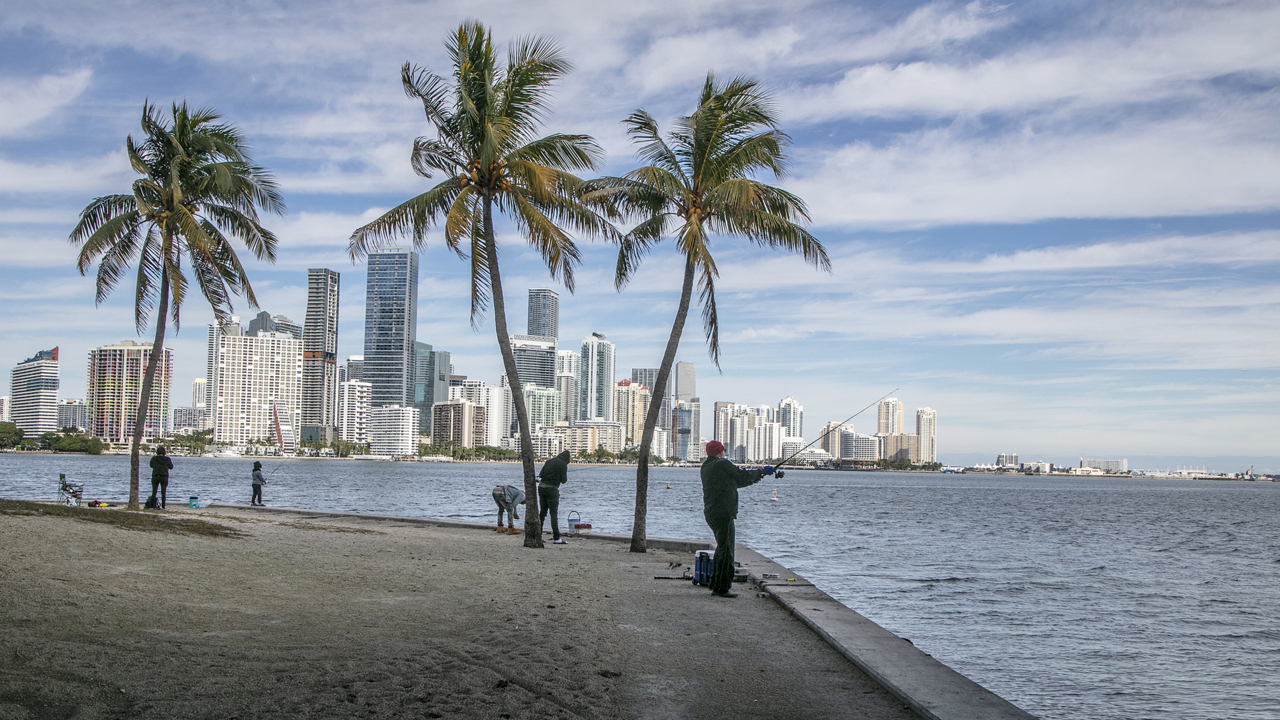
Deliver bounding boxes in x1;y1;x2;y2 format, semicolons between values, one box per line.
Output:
57;474;83;507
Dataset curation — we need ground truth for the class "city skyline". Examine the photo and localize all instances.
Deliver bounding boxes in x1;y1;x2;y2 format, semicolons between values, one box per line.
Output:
1;1;1277;469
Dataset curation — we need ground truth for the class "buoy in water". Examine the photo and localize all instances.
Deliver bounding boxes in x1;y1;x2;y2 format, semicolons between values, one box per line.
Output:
771;489;778;501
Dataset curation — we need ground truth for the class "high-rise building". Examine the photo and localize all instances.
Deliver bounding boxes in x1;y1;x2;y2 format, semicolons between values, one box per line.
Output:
247;311;303;340
85;341;173;443
338;380;372;444
578;333;615;421
673;362;695;404
633;367;670;442
343;355;364;383
413;343;450;437
819;421;850;460
557;350;581;423
884;433;918;463
746;420;781;462
172;406;208;433
368;405;419;456
778;396;803;439
527;288;559;338
840;429;880;461
57;399;87;431
613;379;651;446
431;398;488;448
551;419;625;455
511;335;557;389
0;396;10;423
363;247;418;408
207;319;302;450
916;408;937;464
997;453;1019;468
878;398;904;435
671;362;696;455
10;348;59;436
522;382;562;432
675;397;701;460
191;378;208;408
301;268;341;442
449;380;511;447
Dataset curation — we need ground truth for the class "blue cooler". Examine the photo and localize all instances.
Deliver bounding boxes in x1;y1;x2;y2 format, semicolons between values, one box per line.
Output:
693;550;714;586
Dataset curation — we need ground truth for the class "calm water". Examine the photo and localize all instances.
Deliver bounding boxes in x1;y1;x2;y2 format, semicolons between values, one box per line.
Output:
4;453;1279;720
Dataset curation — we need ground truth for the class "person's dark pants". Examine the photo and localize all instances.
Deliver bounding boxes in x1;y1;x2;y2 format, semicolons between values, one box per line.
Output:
492;491;515;526
704;511;736;594
538;484;560;540
252;484;263;505
151;479;168;509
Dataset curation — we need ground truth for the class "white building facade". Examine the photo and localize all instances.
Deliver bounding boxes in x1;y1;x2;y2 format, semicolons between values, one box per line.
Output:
578;333;615;422
207;320;303;450
338;380;372;444
368;405;419;456
916;407;937;463
10;348;59;436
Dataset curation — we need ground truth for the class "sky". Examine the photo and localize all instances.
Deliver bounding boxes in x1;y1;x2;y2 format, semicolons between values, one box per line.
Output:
1;0;1277;471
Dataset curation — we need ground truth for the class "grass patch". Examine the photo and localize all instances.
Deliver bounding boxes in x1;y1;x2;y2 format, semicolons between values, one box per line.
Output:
0;499;244;538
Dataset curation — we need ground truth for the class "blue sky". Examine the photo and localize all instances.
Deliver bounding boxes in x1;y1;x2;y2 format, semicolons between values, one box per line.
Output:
2;1;1277;470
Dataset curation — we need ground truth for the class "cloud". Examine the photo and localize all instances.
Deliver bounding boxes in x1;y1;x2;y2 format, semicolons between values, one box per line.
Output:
0;69;93;136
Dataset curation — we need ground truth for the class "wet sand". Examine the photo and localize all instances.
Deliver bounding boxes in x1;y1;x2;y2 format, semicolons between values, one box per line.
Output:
0;504;918;719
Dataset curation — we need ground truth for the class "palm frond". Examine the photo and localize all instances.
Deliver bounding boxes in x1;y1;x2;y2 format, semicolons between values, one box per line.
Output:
348;179;462;259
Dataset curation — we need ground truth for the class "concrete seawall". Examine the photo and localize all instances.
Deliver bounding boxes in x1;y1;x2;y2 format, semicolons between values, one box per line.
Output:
213;502;1037;720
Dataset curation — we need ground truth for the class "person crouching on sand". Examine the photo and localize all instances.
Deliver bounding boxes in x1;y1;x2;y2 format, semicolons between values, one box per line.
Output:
492;484;525;534
252;461;267;506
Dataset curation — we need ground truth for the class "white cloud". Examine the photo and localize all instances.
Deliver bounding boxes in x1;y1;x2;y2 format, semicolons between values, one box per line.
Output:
0;69;93;136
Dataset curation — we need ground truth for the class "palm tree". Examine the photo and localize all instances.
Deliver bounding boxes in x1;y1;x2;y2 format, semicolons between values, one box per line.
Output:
70;102;283;509
592;74;830;552
348;22;612;548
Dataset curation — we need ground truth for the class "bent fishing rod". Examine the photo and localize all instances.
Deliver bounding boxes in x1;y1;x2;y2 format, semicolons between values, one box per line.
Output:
770;387;899;478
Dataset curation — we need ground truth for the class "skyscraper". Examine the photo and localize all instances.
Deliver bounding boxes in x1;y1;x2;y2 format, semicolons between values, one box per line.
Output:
877;398;904;435
527;288;559;338
57;399;87;432
673;362;696;404
778;396;803;439
338;380;372;444
614;380;651;446
207;319;302;450
363;247;418;408
86;341;172;443
413;342;450;436
0;396;10;423
675;397;701;460
632;367;669;438
578;333;615;421
191;378;208;408
247;311;302;339
672;362;695;455
557;350;581;423
342;355;364;384
916;407;937;463
10;348;59;436
511;335;557;388
302;268;341;442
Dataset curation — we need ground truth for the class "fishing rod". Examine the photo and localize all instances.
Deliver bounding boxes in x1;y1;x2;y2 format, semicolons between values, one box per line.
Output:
771;387;899;478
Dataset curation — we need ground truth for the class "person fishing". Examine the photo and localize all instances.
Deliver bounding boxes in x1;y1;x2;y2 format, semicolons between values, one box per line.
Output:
251;461;267;506
538;450;572;544
491;484;525;535
700;440;774;598
148;446;173;510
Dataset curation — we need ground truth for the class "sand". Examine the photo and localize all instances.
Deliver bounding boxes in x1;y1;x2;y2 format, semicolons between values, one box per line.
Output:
0;505;918;719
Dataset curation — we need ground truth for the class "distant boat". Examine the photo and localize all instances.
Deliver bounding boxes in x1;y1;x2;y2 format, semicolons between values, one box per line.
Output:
211;449;241;459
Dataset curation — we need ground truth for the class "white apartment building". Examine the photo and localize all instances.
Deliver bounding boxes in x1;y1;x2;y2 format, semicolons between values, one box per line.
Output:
0;396;9;423
207;320;302;450
578;333;615;422
819;421;851;460
651;426;671;461
192;378;208;408
368;405;419;456
841;430;880;461
778;396;803;439
338;380;372;444
522;382;562;432
85;341;172;443
1081;458;1128;473
916;408;937;464
780;436;805;461
57;399;87;431
746;421;782;463
449;380;510;447
10;348;59;436
613;379;651;446
552;419;625;455
503;428;568;458
172;407;209;434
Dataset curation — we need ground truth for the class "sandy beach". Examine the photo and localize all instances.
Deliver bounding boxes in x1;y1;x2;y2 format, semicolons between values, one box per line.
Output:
0;504;918;719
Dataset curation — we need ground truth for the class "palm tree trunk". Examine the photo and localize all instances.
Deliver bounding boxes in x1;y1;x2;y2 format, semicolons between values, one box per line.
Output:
128;266;170;510
629;256;697;552
482;196;543;548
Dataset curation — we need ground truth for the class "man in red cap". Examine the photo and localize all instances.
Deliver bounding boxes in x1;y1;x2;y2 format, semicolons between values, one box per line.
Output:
700;440;775;598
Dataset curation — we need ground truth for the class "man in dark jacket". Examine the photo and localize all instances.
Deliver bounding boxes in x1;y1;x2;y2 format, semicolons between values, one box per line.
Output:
700;441;774;597
149;446;173;510
538;450;572;544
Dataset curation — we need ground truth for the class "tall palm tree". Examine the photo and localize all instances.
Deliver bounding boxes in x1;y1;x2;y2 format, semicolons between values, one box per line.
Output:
348;22;612;548
593;74;830;552
70;102;283;509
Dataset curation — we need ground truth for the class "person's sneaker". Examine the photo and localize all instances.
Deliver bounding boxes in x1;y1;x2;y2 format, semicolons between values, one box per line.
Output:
507;528;521;535
553;539;567;544
711;590;738;598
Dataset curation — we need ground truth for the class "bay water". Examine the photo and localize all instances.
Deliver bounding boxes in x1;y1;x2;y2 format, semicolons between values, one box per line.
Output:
3;453;1277;720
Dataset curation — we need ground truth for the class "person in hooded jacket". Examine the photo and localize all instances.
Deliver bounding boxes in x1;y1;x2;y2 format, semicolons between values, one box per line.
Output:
251;461;267;506
538;450;572;544
148;446;173;509
700;440;775;598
